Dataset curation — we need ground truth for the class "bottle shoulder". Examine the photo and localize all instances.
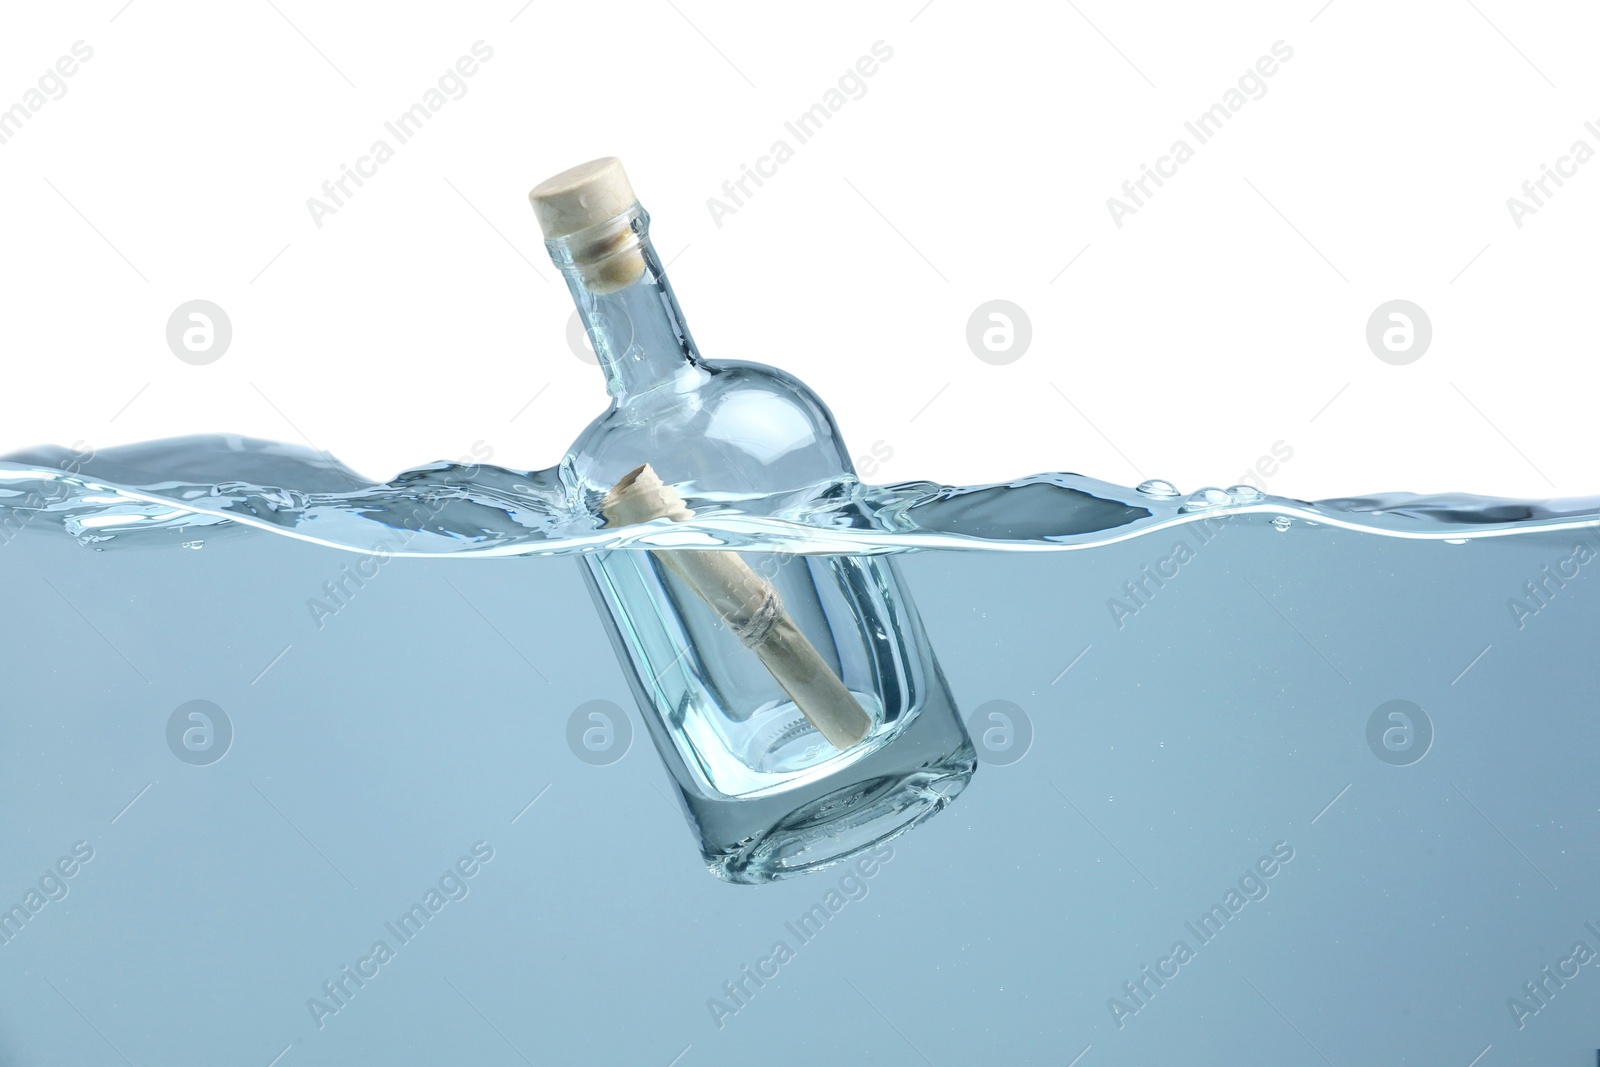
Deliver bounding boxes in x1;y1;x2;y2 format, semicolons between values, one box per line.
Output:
567;359;854;500
698;359;839;437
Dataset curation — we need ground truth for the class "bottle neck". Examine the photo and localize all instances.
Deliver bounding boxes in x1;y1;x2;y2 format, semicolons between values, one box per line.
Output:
546;205;704;400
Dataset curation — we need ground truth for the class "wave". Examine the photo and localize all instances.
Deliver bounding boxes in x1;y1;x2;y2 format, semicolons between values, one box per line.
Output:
3;435;1597;557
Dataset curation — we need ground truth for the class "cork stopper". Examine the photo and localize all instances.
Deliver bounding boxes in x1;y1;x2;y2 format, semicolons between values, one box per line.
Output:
529;157;647;293
529;157;637;239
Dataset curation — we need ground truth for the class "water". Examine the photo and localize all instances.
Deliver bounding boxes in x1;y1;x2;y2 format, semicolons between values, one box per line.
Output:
2;435;1597;1064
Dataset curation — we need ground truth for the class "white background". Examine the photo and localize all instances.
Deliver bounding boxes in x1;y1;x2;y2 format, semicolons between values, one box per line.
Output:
1;0;1596;502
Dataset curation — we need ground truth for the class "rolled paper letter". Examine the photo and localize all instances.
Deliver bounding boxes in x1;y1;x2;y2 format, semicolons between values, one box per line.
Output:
601;464;873;750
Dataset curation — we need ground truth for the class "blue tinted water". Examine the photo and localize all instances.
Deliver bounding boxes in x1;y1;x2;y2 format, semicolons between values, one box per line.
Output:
2;436;1596;1065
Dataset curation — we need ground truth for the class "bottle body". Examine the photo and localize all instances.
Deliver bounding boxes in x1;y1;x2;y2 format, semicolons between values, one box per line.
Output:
562;311;910;795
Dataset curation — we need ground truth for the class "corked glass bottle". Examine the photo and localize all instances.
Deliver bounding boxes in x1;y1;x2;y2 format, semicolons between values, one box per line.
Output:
530;158;973;883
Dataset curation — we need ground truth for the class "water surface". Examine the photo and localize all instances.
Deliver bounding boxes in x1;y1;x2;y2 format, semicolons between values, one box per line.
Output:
1;436;1595;1065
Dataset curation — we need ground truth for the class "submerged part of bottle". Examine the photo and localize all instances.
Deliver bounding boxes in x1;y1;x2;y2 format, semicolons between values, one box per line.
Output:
531;157;974;882
600;463;873;751
582;547;973;882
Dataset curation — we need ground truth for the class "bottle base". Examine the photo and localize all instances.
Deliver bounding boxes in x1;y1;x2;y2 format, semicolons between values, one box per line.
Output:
708;754;976;885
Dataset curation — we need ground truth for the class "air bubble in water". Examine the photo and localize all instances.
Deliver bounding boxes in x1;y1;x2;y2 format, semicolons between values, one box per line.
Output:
1136;479;1181;498
1271;516;1292;531
1226;485;1264;503
1182;487;1231;510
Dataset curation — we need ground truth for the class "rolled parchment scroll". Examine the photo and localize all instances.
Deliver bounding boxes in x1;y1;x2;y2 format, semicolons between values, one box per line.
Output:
601;464;873;750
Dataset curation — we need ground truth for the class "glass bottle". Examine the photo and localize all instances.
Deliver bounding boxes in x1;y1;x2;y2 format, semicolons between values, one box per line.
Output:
531;158;974;883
